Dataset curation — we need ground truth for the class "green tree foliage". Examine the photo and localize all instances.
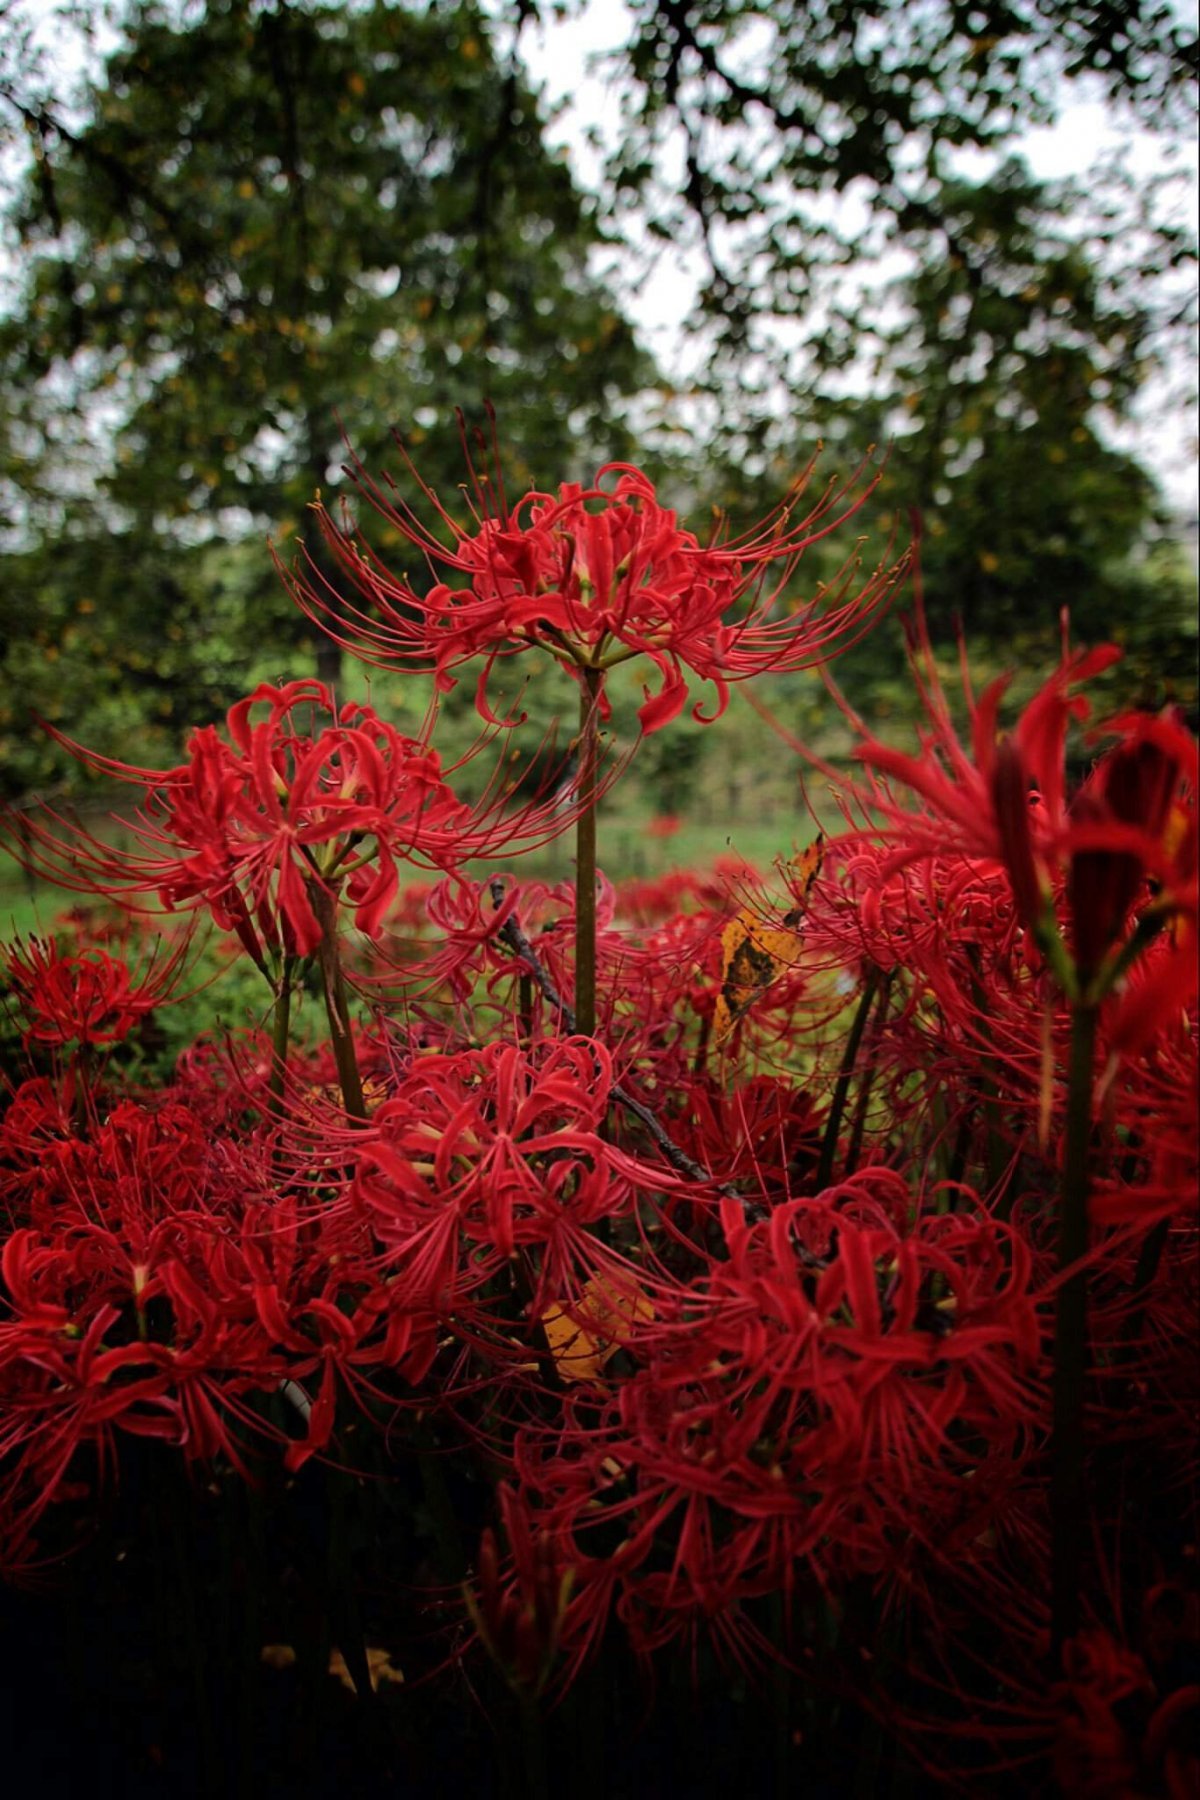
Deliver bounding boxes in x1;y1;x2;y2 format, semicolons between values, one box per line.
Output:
597;0;1195;374
1;0;1194;808
585;0;1196;636
0;0;653;795
790;162;1168;638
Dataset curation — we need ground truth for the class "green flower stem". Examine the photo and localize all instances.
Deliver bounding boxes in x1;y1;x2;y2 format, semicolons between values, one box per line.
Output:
1050;998;1099;1656
574;666;602;1038
518;1691;550;1800
1034;905;1080;1000
310;882;367;1123
844;968;894;1176
72;1042;95;1133
267;954;296;1121
816;966;880;1191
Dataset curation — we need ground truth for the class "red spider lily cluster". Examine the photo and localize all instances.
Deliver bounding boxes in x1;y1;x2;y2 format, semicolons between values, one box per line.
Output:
15;680;584;965
4;931;190;1048
1;432;1196;1793
0;1093;435;1572
282;436;907;732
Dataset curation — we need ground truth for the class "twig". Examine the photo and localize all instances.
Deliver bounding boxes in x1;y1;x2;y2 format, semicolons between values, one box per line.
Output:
489;880;759;1212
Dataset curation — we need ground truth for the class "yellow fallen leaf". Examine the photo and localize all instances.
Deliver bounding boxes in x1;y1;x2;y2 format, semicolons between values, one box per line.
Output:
328;1646;405;1694
541;1276;654;1384
541;1300;605;1381
260;1644;404;1694
711;837;823;1048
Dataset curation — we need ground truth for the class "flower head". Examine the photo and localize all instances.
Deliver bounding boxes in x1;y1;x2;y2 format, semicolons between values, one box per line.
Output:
846;630;1197;993
5;681;574;962
282;435;908;733
4;933;189;1050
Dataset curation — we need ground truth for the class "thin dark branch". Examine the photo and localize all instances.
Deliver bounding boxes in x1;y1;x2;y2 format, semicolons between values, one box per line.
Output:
0;86;192;241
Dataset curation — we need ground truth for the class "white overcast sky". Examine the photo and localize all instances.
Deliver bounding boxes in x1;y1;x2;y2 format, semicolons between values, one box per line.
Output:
8;0;1198;512
514;0;1199;513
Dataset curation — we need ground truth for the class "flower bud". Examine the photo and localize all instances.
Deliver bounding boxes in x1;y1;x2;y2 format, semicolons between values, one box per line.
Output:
1101;730;1180;841
1068;790;1142;978
991;739;1043;930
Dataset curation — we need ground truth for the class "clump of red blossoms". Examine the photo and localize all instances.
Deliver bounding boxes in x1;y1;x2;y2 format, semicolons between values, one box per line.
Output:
353;1035;675;1319
0;1091;437;1564
8;680;574;964
4;933;190;1051
283;439;909;732
0;416;1196;1791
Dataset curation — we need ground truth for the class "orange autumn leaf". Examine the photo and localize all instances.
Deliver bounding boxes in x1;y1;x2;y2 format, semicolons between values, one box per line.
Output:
260;1644;404;1694
540;1303;605;1381
541;1276;654;1384
711;836;823;1047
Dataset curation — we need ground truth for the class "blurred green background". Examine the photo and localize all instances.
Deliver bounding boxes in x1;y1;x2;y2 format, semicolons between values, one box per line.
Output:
1;0;1196;927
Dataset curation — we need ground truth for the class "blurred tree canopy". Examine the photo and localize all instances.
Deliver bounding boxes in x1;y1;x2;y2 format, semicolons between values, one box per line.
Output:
597;0;1195;382
767;160;1171;639
0;0;653;792
0;0;1195;806
591;0;1196;661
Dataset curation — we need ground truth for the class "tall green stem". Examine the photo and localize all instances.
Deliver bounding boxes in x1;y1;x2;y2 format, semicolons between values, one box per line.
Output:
268;954;295;1121
518;1693;550;1800
310;881;367;1123
844;968;894;1176
1050;999;1098;1655
574;667;601;1037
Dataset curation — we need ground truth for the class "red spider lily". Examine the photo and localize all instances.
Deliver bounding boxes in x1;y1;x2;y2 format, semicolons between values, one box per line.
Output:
352;1038;669;1317
1020;1625;1197;1796
512;1175;1042;1663
889;1604;1200;1795
802;780;1196;1225
369;874;629;1049
847;641;1120;923
0;1095;437;1550
843;632;1198;992
4;681;584;963
1104;934;1200;1074
801;840;1047;1156
612;868;708;928
1066;708;1199;977
671;1074;821;1199
3;933;191;1051
367;872;561;1005
281;437;908;733
0;1078;77;1223
1087;1250;1199;1493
